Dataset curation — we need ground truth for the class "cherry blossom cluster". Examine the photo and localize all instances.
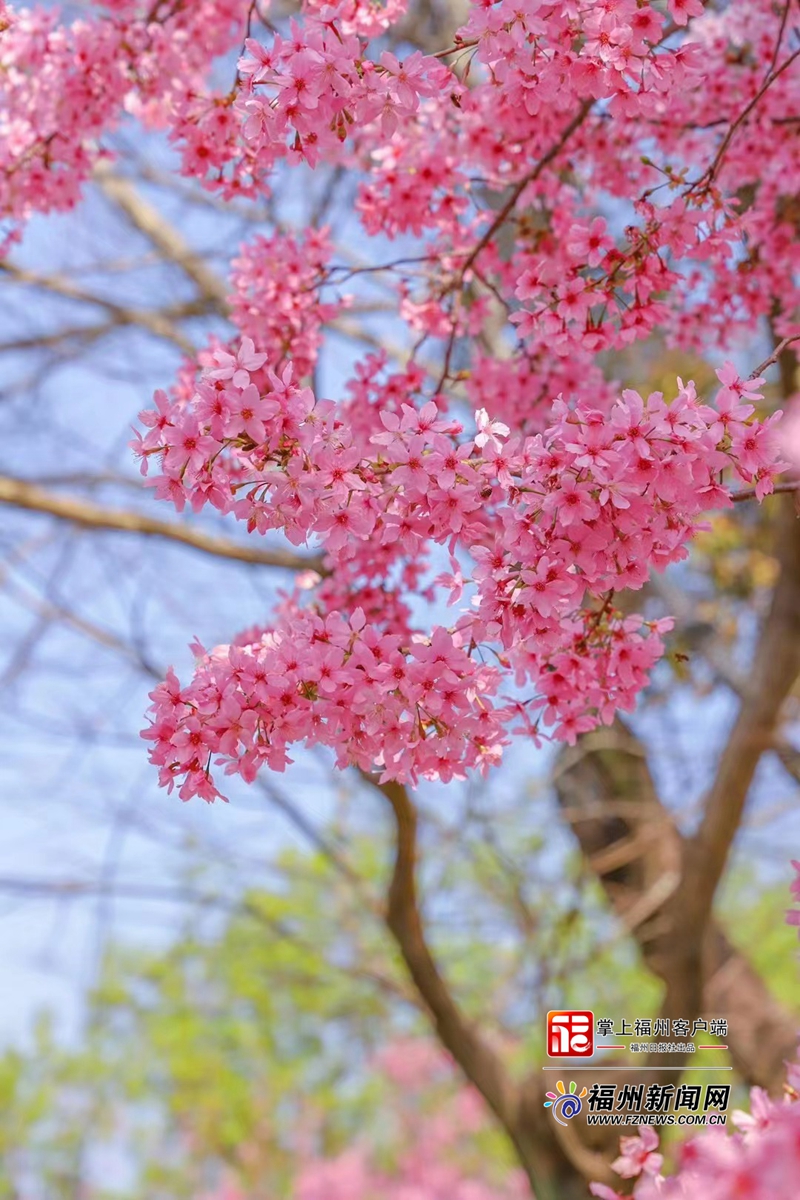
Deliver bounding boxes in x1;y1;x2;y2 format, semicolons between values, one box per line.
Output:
4;0;800;363
143;601;510;801
167;0;443;194
2;0;798;799
1;14;798;1193
464;351;619;439
137;351;783;797
233;21;452;175
302;0;410;39
349;0;800;364
136;352;781;556
0;0;248;241
228;228;341;379
592;1056;800;1200
3;0;799;358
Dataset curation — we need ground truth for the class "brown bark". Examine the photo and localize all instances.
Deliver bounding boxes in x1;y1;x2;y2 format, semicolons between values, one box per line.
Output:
375;775;618;1200
652;337;800;1028
554;721;799;1095
0;474;324;572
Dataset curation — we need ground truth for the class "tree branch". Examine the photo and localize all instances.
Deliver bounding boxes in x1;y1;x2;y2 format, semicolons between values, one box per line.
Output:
649;573;800;787
662;336;800;1020
372;774;613;1200
0;260;202;353
1;570;162;678
377;779;520;1126
750;333;800;379
0;876;411;1003
731;481;800;502
94;166;230;311
683;331;800;924
696;44;800;190
683;492;800;929
0;475;323;572
553;721;800;1096
460;100;593;279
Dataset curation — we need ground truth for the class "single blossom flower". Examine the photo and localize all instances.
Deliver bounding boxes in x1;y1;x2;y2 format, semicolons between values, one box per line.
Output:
612;1126;663;1179
474;407;510;451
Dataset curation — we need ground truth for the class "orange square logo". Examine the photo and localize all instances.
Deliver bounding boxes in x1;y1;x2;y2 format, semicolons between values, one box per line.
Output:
547;1010;594;1057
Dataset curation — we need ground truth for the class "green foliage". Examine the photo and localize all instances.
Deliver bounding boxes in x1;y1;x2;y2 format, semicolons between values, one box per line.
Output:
0;831;795;1197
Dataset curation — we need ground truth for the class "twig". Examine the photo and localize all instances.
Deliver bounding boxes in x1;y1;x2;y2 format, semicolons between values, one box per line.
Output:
695;45;800;192
93;166;230;310
0;260;200;354
461;101;593;279
750;334;800;380
731;481;800;502
767;0;792;79
433;100;593;392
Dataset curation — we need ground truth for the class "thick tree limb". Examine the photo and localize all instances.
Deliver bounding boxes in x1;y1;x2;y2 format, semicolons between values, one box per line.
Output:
650;573;800;786
0;475;323;572
553;722;799;1096
373;774;617;1200
669;495;800;997
378;780;521;1134
662;337;800;1015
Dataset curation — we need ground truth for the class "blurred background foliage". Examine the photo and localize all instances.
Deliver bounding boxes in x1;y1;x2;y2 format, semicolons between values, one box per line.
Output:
0;832;796;1198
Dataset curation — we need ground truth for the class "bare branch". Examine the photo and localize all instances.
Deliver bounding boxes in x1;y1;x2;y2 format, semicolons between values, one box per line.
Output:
377;779;519;1119
94;166;230;311
0;260;202;353
0;260;209;352
650;573;800;785
0;474;324;572
0;875;412;1003
749;333;800;379
0;571;161;677
369;774;610;1200
0;298;217;357
731;481;800;502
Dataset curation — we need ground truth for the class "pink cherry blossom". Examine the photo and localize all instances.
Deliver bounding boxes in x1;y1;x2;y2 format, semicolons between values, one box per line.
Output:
612;1126;664;1179
207;337;268;389
788;860;800;938
668;0;705;27
596;1052;800;1200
